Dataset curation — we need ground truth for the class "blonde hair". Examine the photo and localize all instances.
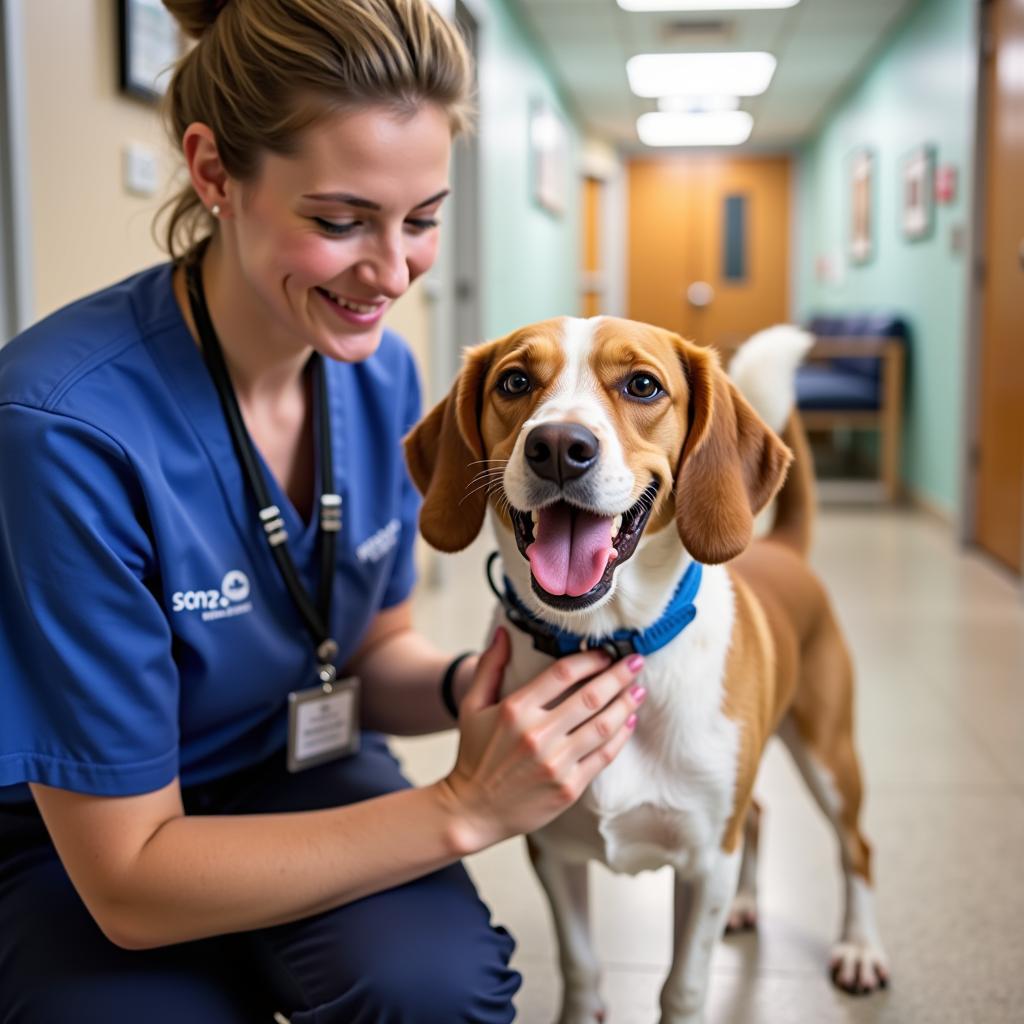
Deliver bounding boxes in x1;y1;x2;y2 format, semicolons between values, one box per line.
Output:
158;0;473;260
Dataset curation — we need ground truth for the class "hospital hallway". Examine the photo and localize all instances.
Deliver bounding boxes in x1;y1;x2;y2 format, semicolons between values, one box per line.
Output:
400;505;1024;1023
2;0;1024;1020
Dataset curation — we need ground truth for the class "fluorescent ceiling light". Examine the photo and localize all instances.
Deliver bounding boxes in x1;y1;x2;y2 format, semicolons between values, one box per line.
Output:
657;94;740;112
627;52;776;97
618;1;798;11
637;111;753;146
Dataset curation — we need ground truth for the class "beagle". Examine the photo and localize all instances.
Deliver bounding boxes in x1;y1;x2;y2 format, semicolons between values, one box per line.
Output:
405;318;888;1024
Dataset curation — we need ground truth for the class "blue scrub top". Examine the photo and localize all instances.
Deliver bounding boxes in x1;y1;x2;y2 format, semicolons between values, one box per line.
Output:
0;262;422;801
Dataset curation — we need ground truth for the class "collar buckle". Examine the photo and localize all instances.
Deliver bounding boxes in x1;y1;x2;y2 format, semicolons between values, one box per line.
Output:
586;636;636;661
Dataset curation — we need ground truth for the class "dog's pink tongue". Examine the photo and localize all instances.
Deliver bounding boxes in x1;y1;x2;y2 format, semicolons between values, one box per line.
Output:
526;504;614;597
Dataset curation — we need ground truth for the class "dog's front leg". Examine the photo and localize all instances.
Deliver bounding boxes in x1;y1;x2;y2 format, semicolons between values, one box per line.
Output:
659;850;741;1024
527;836;606;1024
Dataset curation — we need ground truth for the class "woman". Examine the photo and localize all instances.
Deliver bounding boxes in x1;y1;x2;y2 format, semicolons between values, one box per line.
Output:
0;1;646;1021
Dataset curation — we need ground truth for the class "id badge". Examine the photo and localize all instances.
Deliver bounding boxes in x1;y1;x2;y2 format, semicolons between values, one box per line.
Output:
287;676;360;772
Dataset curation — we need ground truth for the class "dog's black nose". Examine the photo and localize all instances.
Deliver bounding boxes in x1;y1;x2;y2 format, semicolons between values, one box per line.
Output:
524;423;600;485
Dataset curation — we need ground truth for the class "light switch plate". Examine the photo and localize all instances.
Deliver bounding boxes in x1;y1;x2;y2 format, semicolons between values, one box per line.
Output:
124;143;159;197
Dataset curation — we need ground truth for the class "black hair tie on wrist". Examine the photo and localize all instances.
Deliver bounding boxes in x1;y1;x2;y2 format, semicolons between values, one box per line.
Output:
441;652;473;720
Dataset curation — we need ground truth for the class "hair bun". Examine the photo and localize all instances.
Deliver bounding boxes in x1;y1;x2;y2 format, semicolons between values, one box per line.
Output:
162;0;227;41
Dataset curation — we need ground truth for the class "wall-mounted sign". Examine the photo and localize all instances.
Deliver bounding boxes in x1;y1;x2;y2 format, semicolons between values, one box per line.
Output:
119;0;184;103
849;148;874;265
901;145;936;242
935;164;958;205
530;99;569;217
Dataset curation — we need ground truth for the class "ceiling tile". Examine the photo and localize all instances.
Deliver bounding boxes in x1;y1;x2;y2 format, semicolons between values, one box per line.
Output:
502;0;922;150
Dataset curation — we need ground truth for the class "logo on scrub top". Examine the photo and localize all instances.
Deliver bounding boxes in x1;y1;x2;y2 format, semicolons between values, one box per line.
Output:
220;570;250;603
356;518;401;564
171;569;253;622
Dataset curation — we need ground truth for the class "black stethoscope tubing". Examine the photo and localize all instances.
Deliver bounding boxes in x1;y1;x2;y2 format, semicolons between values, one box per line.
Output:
184;250;339;670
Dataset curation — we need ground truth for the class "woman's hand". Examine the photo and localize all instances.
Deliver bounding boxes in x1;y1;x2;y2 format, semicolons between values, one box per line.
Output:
440;627;647;853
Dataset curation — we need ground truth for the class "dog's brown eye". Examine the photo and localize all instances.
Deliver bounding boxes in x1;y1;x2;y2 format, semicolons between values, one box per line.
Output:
499;370;532;396
625;373;663;400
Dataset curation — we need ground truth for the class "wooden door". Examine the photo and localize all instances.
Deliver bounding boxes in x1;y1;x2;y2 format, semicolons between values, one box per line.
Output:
975;0;1024;574
628;156;791;358
581;176;603;317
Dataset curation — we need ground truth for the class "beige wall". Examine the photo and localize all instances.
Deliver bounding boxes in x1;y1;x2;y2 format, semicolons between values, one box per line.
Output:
20;0;433;391
382;279;434;580
383;280;432;385
22;0;175;320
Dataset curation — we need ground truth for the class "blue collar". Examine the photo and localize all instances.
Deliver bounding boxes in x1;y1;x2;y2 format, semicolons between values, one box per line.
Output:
486;552;703;660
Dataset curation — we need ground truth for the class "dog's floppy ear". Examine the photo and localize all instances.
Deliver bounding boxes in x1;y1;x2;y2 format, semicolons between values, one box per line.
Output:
673;340;792;564
404;340;499;552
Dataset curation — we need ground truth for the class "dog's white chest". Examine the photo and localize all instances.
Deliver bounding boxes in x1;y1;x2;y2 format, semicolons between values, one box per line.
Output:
536;698;741;877
498;564;742;878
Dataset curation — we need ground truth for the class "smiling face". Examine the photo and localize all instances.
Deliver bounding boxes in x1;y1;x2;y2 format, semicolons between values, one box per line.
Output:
225;102;451;363
406;314;793;617
478;318;691;610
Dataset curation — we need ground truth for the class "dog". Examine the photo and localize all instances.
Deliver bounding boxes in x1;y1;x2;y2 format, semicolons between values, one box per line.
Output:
405;317;889;1023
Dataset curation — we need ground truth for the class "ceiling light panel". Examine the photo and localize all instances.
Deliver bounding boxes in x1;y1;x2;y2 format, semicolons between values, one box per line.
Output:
637;111;754;146
657;94;740;112
627;51;777;96
618;1;798;11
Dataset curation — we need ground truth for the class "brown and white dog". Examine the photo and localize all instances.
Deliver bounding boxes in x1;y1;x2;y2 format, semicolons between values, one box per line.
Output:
405;317;888;1024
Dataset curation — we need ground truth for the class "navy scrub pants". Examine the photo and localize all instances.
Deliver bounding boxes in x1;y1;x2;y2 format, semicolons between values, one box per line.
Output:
0;733;521;1023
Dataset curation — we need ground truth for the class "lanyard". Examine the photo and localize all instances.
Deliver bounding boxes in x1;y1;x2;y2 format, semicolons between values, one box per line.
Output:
184;255;343;686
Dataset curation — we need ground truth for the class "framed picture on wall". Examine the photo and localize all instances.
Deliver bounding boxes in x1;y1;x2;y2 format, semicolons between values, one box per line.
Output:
901;145;936;241
119;0;184;103
849;148;874;265
529;99;568;217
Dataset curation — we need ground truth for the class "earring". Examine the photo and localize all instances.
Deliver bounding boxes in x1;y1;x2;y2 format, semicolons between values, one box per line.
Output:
211;204;221;217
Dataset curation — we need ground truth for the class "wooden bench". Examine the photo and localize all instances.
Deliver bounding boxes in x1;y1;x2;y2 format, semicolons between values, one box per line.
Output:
796;316;908;502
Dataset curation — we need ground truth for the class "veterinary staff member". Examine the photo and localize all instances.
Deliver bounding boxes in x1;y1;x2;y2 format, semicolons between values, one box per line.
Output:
0;1;647;1020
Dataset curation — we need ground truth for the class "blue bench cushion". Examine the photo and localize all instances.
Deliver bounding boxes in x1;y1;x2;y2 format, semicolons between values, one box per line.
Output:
796;364;881;411
796;312;909;413
806;313;908;383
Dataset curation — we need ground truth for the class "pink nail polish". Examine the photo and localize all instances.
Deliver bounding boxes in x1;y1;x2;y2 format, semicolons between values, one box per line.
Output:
630;685;647;703
626;714;638;730
627;654;644;673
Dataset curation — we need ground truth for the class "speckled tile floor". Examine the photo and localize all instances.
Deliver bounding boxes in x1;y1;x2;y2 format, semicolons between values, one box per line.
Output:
396;508;1024;1024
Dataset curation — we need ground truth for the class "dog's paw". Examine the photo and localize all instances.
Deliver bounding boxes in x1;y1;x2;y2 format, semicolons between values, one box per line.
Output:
723;890;758;934
829;940;890;995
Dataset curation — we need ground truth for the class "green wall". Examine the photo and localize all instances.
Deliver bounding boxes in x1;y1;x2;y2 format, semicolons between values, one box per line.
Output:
795;0;977;517
476;1;581;338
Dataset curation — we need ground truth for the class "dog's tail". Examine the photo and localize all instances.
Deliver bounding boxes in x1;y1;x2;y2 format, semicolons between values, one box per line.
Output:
728;325;815;558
